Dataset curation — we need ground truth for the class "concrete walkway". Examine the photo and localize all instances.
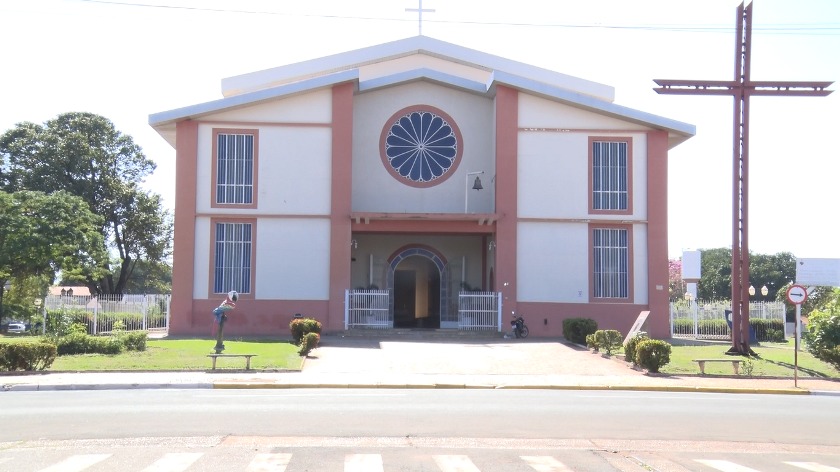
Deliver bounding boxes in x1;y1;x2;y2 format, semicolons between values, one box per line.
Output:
2;336;839;394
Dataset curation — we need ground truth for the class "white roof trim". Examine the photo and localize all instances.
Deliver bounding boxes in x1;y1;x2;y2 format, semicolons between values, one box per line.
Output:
149;69;359;127
221;35;615;102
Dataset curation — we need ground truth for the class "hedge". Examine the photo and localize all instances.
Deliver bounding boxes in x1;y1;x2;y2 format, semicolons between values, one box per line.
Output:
0;341;57;371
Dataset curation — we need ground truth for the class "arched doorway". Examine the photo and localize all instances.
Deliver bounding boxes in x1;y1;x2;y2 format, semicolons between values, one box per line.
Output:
387;246;448;329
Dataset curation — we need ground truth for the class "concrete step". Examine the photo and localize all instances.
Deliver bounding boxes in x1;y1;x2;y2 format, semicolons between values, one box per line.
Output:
340;328;505;340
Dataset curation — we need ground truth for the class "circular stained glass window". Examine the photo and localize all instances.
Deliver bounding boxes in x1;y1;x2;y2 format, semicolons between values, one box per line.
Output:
380;106;462;187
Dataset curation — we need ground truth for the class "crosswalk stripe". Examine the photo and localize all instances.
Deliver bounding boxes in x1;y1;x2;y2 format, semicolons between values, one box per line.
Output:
695;459;763;472
345;453;384;472
0;458;11;465
38;453;111;472
141;452;203;472
785;463;840;472
521;456;573;471
433;455;482;472
246;452;292;472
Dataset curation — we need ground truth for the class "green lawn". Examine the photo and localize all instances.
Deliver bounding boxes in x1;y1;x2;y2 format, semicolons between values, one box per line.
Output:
2;335;838;377
1;336;304;371
656;341;840;378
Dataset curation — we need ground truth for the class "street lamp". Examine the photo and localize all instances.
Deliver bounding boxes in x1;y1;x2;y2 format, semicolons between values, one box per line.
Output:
464;171;484;213
761;285;768;297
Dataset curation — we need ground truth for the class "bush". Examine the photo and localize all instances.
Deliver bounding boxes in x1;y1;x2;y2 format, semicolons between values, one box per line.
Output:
562;318;598;345
56;332;123;355
117;331;148;352
593;329;623;356
298;332;320;357
805;309;840;370
585;333;598;352
634;339;672;373
624;331;649;363
290;317;322;344
0;341;57;371
751;318;786;342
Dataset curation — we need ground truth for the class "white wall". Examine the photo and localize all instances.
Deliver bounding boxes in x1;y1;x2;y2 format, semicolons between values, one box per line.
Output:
352;81;495;214
517;222;589;303
256;218;331;300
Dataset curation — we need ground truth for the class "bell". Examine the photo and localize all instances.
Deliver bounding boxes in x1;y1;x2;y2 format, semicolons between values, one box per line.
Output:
472;176;483;190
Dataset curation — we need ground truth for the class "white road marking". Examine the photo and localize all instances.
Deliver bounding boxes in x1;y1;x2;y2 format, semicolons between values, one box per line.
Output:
141;452;203;472
245;452;292;472
433;454;481;472
345;453;384;472
784;463;840;472
695;459;763;472
38;454;111;472
521;455;573;471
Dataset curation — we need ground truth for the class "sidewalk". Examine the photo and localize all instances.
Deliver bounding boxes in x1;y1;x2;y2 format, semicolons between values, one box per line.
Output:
2;336;839;394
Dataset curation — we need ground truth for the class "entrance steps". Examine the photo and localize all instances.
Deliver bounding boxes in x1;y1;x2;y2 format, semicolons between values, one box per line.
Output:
341;328;504;340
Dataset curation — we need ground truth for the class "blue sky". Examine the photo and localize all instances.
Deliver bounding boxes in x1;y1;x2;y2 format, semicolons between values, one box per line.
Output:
1;0;838;259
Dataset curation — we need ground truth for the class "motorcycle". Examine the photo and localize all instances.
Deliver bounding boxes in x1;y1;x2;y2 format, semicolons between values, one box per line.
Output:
510;313;529;339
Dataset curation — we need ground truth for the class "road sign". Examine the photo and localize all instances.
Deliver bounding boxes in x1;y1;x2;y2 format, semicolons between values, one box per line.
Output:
786;285;808;305
796;258;840;287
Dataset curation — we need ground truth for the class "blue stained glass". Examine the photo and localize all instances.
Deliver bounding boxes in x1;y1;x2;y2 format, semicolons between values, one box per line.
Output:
385;110;458;184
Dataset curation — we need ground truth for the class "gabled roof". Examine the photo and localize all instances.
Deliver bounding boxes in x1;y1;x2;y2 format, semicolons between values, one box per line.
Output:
149;35;694;147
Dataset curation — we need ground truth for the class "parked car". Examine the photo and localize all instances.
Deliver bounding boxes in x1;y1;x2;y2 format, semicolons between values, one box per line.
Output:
6;322;26;334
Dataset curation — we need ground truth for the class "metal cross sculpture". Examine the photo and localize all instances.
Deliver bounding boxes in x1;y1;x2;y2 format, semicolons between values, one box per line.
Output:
654;1;833;355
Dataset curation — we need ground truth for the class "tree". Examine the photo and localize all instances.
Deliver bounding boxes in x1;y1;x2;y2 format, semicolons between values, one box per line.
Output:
0;112;172;295
668;258;686;302
804;288;840;370
695;248;796;301
0;190;106;321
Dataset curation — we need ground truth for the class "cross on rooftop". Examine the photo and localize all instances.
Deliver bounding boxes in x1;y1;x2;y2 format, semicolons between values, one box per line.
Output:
406;0;435;35
654;1;833;355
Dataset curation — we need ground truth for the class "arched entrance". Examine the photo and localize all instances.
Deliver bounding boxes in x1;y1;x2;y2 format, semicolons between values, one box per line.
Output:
387;246;449;329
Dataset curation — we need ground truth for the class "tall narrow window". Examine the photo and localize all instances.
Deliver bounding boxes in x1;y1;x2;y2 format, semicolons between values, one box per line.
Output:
590;138;631;213
213;222;252;295
214;130;256;206
593;227;629;299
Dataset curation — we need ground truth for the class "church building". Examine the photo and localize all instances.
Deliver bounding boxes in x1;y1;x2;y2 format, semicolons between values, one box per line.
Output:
149;36;694;339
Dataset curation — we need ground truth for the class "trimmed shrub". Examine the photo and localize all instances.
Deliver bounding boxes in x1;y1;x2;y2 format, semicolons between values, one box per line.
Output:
290;317;323;344
298;332;320;357
624;331;649;363
0;342;57;371
562;318;598;345
750;318;786;342
585;333;599;352
634;339;672;373
56;333;123;355
594;329;623;356
118;331;148;352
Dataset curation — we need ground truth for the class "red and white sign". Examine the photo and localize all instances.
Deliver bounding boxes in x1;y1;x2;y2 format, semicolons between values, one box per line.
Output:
786;285;808;305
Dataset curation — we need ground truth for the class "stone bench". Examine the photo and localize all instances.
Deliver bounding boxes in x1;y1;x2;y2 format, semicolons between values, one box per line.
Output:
692;358;745;375
207;354;257;370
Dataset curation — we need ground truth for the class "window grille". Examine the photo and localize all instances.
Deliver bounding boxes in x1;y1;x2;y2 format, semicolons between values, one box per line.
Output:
216;133;254;204
593;228;628;298
213;222;252;294
592;140;628;210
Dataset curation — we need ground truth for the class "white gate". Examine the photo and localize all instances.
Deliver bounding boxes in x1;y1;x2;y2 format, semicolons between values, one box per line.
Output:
345;289;392;329
458;291;501;331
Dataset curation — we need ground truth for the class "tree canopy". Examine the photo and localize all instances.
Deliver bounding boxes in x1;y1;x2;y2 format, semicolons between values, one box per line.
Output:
0;112;172;295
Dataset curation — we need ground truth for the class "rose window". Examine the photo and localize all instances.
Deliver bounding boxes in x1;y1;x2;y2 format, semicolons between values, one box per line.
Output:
381;107;462;187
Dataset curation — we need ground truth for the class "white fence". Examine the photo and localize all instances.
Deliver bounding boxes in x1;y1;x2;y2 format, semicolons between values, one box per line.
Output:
458;291;501;331
44;294;170;335
345;289;392;329
670;300;785;340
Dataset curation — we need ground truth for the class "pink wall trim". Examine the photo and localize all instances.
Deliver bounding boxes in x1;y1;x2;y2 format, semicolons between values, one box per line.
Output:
495;85;519;315
327;82;355;332
516;301;652;339
646;130;670;339
170;121;198;335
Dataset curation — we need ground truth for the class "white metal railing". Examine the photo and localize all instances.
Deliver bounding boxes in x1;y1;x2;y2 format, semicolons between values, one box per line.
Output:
458;291;501;331
43;294;171;335
345;289;392;329
670;300;785;340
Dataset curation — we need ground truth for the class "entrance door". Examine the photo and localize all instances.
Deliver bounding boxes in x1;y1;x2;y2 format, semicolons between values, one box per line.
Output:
394;270;416;328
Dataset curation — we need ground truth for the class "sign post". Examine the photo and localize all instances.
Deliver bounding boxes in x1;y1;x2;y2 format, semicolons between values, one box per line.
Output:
786;284;808;388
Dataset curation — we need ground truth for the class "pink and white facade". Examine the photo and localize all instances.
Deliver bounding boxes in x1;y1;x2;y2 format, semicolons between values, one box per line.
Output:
150;36;694;339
